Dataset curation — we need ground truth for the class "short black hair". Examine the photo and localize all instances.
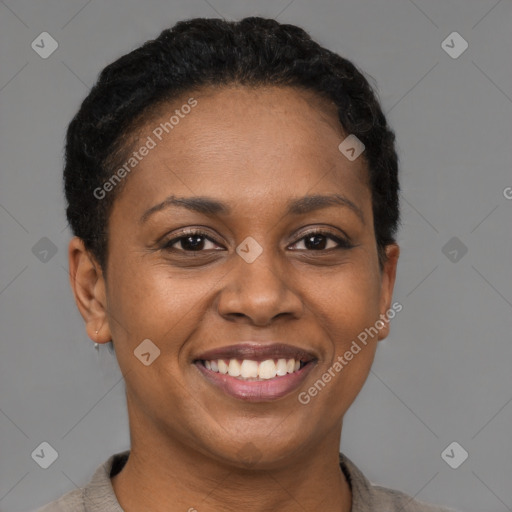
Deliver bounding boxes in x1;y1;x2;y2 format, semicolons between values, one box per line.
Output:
64;16;399;272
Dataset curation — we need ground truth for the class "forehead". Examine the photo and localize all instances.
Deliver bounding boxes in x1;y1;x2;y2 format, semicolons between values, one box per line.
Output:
111;85;370;219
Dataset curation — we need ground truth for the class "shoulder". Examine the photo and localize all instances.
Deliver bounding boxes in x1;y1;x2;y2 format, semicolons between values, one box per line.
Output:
367;483;459;512
35;451;129;512
339;453;460;512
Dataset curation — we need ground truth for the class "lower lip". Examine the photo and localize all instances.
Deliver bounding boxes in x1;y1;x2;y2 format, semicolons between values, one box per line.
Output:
195;361;316;402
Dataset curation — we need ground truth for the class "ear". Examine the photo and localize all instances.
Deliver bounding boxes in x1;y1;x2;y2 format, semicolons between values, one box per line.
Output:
377;243;400;340
67;236;112;344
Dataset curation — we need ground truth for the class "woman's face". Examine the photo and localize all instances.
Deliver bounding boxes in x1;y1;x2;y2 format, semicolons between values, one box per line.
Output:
79;85;398;468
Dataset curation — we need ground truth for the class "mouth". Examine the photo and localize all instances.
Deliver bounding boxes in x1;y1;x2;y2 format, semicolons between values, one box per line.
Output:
193;343;317;402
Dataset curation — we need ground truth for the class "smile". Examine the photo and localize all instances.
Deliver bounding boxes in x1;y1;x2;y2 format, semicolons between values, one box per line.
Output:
194;343;317;401
202;358;304;380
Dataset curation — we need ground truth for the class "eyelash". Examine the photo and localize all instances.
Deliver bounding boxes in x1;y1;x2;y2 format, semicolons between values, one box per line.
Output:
162;228;353;253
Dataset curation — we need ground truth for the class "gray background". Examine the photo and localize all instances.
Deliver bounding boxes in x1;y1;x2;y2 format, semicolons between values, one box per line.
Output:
0;0;511;511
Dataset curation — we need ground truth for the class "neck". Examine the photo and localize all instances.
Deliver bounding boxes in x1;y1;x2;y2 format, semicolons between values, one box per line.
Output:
112;405;352;512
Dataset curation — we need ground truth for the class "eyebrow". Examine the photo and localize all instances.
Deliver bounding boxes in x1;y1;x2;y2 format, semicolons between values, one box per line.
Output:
139;193;365;225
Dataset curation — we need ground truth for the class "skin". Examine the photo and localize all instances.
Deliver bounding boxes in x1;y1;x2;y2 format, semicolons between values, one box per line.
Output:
68;85;399;512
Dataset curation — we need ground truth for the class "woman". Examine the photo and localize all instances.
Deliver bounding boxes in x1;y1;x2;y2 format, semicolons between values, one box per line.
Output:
38;16;458;512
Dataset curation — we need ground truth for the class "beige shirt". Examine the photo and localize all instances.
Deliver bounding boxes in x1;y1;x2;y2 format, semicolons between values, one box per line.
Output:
37;450;458;511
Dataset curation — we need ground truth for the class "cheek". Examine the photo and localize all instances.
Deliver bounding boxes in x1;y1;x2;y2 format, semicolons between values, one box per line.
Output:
104;262;207;419
303;262;381;409
306;259;382;340
105;257;216;368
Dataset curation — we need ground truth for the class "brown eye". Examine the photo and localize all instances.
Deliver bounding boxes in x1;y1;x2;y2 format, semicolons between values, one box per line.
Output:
176;235;207;251
290;231;352;251
163;230;222;252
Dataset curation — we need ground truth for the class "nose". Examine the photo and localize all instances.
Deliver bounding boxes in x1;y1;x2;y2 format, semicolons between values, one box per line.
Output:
216;249;304;326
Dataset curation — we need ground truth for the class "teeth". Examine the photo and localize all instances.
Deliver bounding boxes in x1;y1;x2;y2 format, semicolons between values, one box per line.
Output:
259;359;277;379
203;357;305;380
276;358;288;376
240;360;259;378
218;359;228;374
228;359;241;377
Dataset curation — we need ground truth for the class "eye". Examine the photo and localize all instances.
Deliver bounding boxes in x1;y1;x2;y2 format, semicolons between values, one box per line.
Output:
163;230;223;252
289;230;353;251
162;228;353;253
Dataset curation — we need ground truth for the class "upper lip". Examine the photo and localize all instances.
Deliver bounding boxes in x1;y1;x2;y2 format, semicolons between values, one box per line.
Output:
194;343;317;363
